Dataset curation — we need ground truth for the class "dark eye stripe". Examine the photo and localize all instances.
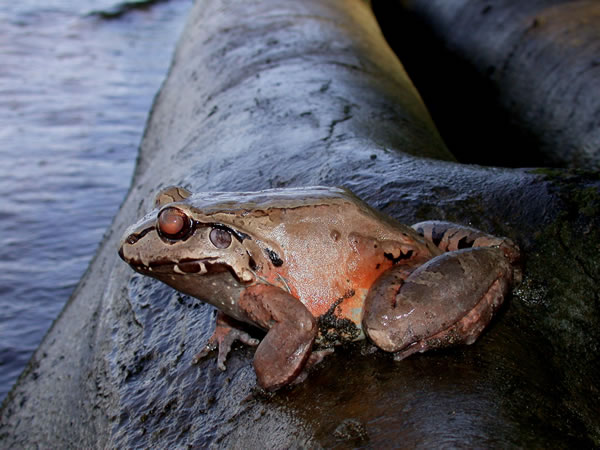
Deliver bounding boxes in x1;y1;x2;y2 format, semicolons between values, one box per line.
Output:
126;227;153;244
204;223;251;243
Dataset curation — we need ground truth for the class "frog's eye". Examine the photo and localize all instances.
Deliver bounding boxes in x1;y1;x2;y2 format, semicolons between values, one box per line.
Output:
209;227;232;249
157;207;192;240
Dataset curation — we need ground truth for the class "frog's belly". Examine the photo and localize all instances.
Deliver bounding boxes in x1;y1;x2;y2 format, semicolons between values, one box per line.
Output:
262;266;372;345
265;243;399;344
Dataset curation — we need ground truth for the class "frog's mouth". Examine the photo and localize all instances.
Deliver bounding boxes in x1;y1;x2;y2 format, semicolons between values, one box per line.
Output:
128;257;228;276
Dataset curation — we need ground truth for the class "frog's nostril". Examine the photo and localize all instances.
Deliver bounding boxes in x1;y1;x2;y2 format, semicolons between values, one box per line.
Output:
126;234;139;245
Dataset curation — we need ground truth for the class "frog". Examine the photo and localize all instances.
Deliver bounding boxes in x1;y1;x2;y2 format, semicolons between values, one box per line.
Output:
119;185;520;391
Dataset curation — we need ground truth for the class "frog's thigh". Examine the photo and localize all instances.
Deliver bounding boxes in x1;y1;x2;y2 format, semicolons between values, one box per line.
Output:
363;247;512;355
239;285;316;391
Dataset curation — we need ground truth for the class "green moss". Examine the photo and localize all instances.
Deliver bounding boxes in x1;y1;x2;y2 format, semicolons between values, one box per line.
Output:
528;167;565;178
528;167;600;181
512;173;600;444
571;186;600;217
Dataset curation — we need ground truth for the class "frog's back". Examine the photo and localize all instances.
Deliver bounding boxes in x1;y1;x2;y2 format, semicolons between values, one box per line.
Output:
185;186;430;342
186;186;354;215
216;188;428;342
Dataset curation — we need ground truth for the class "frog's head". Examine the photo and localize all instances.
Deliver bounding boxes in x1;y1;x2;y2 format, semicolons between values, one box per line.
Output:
118;186;260;285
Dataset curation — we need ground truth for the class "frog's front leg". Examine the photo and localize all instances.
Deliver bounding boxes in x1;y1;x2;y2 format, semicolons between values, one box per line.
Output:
239;285;317;391
363;246;514;359
192;311;259;370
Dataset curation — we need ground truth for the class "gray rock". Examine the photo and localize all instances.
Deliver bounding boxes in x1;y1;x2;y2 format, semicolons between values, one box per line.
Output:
2;0;598;447
374;0;600;169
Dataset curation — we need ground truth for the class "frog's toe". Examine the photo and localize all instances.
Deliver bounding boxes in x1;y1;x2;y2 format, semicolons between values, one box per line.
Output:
216;329;259;371
306;348;335;368
192;312;259;369
290;348;335;385
192;337;218;365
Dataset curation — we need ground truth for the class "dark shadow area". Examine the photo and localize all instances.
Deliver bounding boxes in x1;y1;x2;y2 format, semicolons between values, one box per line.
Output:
372;1;553;168
88;0;171;19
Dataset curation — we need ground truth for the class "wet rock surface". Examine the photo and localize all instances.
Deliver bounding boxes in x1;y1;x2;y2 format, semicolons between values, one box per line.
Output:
1;0;599;447
374;0;600;169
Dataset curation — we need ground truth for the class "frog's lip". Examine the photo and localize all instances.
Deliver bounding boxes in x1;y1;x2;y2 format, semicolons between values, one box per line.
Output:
128;258;219;275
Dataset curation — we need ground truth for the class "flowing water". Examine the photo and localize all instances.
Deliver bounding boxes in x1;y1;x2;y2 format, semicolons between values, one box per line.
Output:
0;0;191;402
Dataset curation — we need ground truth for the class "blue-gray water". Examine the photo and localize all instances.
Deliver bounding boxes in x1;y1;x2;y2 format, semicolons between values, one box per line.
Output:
0;0;191;402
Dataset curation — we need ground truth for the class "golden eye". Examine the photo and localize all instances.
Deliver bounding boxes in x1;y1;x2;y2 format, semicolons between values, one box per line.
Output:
157;207;191;239
209;227;232;249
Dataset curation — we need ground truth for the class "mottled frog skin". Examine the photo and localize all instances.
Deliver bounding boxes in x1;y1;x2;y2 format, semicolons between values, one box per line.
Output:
119;186;520;391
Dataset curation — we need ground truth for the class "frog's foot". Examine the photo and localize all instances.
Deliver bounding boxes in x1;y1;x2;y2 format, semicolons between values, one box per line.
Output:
239;285;317;391
363;247;513;356
192;311;259;370
291;348;335;386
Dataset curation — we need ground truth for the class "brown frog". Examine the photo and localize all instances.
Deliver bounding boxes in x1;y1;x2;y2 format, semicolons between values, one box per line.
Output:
119;186;520;391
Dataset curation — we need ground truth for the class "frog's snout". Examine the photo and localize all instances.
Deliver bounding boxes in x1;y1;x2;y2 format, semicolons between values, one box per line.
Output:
118;229;141;263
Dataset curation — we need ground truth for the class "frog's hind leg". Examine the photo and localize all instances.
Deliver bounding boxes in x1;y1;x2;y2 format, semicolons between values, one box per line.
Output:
362;247;513;359
412;220;520;267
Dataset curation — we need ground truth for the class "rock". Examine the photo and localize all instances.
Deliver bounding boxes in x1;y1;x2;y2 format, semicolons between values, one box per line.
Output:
2;0;598;447
374;0;600;169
